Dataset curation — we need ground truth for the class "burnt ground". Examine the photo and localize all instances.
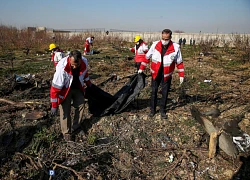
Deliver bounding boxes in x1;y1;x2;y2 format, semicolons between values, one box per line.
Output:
0;44;250;180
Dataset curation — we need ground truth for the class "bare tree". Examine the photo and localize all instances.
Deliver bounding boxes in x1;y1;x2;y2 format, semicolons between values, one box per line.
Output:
18;29;35;55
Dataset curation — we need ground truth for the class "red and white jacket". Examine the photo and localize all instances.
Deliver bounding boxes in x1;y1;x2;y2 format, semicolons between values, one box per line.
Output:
85;37;93;45
146;40;184;81
50;56;91;108
51;51;64;67
130;42;149;70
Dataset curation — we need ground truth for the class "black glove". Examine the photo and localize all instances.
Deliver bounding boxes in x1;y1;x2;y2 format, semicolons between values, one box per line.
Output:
50;107;58;116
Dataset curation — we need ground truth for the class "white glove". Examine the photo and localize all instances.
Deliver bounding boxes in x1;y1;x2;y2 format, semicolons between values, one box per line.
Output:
129;48;132;51
180;77;184;84
138;69;143;74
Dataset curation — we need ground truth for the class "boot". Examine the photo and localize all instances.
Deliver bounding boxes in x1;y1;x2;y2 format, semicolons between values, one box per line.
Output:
160;111;168;119
148;111;155;117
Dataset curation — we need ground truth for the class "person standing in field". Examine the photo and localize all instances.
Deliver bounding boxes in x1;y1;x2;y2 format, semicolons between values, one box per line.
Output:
129;35;149;72
50;50;92;141
178;38;183;47
183;38;186;46
49;43;64;67
84;36;95;55
144;29;184;119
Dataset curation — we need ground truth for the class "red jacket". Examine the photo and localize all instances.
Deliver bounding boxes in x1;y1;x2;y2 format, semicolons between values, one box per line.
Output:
85;37;93;46
50;56;91;108
146;40;184;81
130;42;149;70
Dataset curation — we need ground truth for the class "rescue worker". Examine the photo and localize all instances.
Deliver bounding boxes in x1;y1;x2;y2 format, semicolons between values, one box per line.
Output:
144;29;184;119
50;50;92;141
130;35;149;72
84;36;95;55
49;43;64;67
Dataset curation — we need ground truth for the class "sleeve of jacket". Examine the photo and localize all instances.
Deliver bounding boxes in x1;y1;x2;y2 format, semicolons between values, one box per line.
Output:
82;56;88;67
89;38;93;45
142;43;149;53
139;43;150;70
50;69;65;108
130;47;135;53
54;52;64;63
139;62;149;71
84;72;91;86
175;48;184;77
146;43;156;59
82;57;91;86
51;53;55;61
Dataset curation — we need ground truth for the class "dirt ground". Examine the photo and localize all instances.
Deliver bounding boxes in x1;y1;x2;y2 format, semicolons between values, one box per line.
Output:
0;44;250;180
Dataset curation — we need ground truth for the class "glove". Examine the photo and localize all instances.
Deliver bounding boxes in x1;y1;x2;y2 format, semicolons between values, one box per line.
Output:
138;69;143;74
51;107;58;116
180;77;184;85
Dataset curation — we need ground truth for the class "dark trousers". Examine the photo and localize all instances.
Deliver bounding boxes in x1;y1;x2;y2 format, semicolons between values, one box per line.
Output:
135;62;141;70
150;73;172;113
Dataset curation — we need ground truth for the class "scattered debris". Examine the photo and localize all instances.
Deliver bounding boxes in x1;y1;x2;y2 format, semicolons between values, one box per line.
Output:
191;105;238;157
233;133;250;152
22;111;47;120
204;79;212;83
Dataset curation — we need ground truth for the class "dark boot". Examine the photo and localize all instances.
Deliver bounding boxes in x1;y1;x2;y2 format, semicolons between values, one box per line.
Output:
160;110;168;119
148;111;155;117
161;112;168;119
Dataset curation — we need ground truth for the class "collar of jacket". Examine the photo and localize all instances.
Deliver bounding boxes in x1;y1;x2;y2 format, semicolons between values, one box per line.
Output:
155;40;175;55
64;57;87;75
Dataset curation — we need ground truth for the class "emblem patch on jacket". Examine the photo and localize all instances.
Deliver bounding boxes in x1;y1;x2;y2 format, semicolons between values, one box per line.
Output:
170;55;175;60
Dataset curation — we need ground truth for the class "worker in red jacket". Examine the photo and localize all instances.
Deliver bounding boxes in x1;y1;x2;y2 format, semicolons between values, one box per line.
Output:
144;29;185;119
84;36;94;55
50;50;92;141
49;43;64;67
130;35;149;72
